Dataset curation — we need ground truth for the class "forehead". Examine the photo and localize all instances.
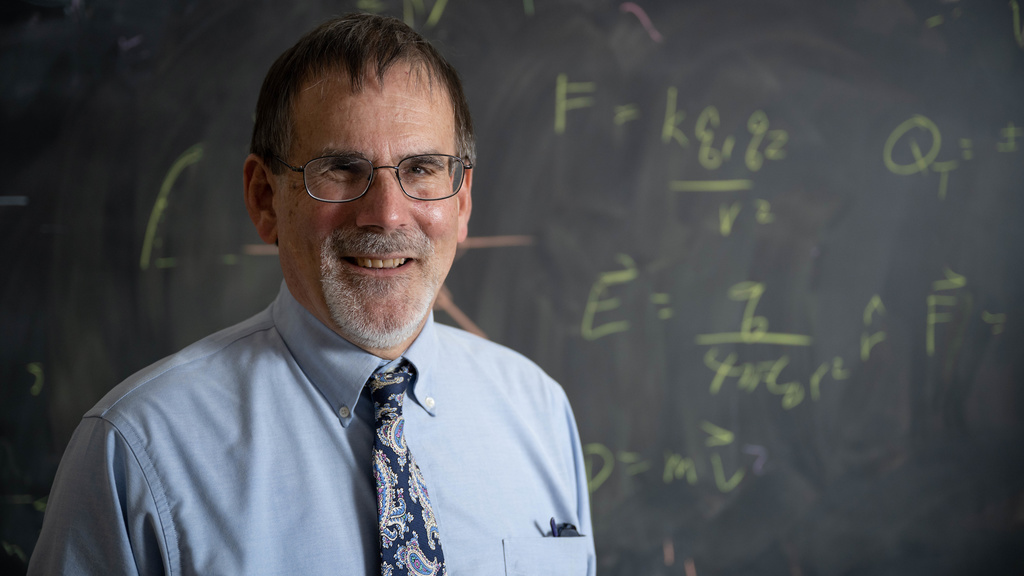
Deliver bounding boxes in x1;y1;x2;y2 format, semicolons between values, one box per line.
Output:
289;63;455;154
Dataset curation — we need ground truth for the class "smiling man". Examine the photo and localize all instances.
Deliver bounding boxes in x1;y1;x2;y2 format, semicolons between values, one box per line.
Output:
30;14;594;576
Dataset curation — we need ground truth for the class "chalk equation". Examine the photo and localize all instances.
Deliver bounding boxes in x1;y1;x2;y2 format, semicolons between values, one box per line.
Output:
585;421;764;495
582;258;1007;409
556;80;790;174
883;114;1022;200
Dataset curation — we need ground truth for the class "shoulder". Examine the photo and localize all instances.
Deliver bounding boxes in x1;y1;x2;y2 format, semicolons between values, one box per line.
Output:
432;322;572;410
86;307;282;421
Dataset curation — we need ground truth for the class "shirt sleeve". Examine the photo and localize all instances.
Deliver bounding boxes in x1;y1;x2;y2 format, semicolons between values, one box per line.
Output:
28;416;170;576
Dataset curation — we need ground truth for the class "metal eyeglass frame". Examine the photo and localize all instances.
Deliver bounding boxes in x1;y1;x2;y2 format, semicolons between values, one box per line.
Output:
272;154;473;203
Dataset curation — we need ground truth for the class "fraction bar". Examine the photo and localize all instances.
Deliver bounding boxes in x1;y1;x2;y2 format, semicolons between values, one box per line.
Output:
0;196;28;206
669;180;753;192
695;332;812;346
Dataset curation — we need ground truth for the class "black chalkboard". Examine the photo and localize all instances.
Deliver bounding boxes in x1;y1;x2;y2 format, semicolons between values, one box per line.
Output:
3;1;1024;574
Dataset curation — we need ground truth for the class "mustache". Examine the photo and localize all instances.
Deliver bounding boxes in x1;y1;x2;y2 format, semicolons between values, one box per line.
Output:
326;227;433;258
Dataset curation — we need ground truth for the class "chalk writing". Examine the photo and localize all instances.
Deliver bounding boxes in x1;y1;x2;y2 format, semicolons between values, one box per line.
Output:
614;104;640;125
583;443;653;492
810;357;849;401
554;74;596;134
883;115;943;170
861;295;886;361
960;138;973;160
997;122;1023;152
983;311;1007;334
745;110;788;171
719;201;742;236
927;267;967;357
664;108;786;236
581;254;639;340
587;422;752;493
882;114;958;199
356;0;386;12
702;348;848;409
584;443;614;492
141;144;204;270
695;282;813;346
701;420;734;446
2;541;26;564
4;494;46;512
721;200;772;236
755;200;775;224
662;87;689;146
710;453;744;492
669;180;753;192
882;115;1021;199
695;106;735;170
26;362;43;396
618;451;652;475
402;0;447;28
663;453;698;484
713;200;775;237
650;292;673;319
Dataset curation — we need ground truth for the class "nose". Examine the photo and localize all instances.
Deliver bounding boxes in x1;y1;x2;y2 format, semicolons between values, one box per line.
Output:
352;166;411;232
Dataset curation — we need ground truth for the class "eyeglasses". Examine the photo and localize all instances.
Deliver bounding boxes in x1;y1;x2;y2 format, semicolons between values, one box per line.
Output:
273;153;472;203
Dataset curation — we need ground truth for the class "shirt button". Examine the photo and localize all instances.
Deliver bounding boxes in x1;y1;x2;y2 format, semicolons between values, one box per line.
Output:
424;397;435;410
338;405;351;419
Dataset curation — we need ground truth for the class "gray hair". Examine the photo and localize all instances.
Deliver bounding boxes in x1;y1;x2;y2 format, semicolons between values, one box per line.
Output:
250;13;476;172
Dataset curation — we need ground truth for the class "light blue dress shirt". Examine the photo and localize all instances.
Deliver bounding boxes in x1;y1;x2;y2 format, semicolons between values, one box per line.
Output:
29;283;595;575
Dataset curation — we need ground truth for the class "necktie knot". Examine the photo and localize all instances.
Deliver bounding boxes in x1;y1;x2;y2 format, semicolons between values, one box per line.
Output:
370;362;414;408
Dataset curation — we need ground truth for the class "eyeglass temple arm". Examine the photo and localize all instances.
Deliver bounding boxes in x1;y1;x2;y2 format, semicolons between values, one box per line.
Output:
272;155;305;173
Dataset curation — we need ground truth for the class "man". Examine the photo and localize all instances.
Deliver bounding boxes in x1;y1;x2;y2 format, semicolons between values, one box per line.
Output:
30;14;594;575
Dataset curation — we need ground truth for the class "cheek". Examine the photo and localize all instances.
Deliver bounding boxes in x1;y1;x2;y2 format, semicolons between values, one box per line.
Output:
418;205;462;248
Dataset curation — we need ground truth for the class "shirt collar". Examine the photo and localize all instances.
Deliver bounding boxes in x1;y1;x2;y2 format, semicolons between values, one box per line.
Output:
271;282;439;427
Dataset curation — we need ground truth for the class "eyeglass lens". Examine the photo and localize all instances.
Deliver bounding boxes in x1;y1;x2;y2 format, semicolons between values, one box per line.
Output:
304;154;464;202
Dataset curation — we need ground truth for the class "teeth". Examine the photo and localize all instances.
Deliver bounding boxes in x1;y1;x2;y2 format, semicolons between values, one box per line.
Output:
355;257;407;269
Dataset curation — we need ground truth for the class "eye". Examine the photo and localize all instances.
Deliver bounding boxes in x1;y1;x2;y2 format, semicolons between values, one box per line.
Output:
313;156;369;181
400;155;446;178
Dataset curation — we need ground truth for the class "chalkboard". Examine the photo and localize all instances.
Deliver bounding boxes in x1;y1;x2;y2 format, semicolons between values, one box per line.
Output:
3;1;1024;573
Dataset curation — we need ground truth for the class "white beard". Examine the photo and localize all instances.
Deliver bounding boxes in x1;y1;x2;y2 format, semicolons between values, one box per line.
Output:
319;227;439;352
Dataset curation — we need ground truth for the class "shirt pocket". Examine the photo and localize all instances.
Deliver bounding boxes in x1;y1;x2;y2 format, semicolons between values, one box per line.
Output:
502;537;590;576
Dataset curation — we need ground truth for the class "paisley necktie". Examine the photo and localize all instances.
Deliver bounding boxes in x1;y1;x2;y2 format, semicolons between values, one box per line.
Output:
370;361;446;576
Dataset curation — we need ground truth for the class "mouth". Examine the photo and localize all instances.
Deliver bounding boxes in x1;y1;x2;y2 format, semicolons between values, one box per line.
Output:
348;257;409;269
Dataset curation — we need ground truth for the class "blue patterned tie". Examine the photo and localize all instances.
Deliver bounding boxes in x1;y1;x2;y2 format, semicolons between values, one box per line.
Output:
370;362;446;576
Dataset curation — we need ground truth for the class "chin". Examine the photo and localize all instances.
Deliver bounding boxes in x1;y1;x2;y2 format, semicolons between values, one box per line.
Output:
321;272;437;353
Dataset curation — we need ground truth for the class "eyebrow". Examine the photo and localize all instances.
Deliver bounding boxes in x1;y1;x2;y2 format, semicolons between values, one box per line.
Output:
313;148;448;162
315;147;366;159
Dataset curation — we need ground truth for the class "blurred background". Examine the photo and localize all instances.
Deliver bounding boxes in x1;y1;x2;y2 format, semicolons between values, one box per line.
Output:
2;0;1023;573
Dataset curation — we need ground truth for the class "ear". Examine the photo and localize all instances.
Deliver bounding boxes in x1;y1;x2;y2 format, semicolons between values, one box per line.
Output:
243;154;279;244
456;166;473;243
